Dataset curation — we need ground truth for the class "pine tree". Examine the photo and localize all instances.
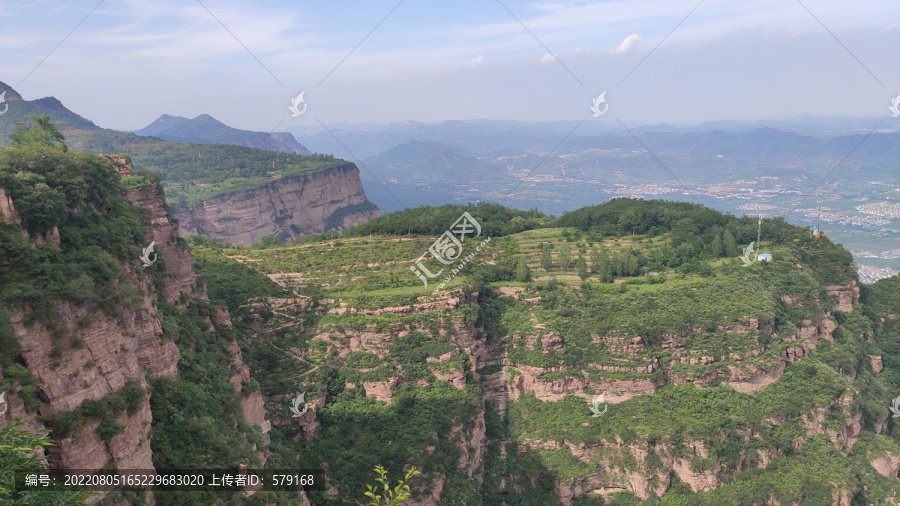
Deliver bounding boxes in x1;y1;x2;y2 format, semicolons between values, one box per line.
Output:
515;258;531;282
596;250;610;281
590;248;601;273
540;243;553;271
576;254;589;280
723;230;738;257
613;252;625;276
625;250;639;276
711;233;724;257
559;244;572;271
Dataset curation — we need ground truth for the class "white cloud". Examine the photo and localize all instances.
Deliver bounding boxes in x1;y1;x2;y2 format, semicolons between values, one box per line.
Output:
539;53;558;64
611;33;641;54
468;54;484;67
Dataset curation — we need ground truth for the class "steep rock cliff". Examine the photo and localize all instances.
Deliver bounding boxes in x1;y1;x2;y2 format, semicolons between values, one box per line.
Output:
0;158;269;500
241;292;485;502
124;182;206;302
175;164;380;246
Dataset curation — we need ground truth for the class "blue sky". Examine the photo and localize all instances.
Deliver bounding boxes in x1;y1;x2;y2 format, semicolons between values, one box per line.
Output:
1;0;898;131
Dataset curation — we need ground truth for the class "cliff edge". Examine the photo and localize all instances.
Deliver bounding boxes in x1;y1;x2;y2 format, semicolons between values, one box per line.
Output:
175;163;380;246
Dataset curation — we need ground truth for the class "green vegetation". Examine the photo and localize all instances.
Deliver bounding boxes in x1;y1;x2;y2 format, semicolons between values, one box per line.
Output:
50;380;145;441
3;116;898;505
343;202;552;238
65;129;348;212
189;195;898;504
0;116;148;326
0;116;149;425
184;234;292;310
0;421;93;505
364;465;421;505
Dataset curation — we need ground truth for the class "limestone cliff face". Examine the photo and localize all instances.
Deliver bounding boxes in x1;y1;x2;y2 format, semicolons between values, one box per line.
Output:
175;164;380;246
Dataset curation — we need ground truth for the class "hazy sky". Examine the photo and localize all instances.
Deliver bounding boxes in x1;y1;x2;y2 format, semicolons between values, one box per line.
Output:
2;0;898;132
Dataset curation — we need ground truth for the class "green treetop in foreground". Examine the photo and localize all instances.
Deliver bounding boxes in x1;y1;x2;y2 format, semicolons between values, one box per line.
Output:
364;465;421;506
0;421;92;505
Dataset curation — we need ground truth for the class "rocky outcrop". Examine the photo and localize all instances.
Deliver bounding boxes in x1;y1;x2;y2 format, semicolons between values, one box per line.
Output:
175;164;380;246
508;364;656;404
0;187;21;226
13;293;177;412
226;336;271;446
8;283;177;478
672;457;719;493
363;377;402;403
125;183;206;302
871;355;884;374
0;170;203;478
870;451;900;478
520;438;674;502
800;396;862;451
826;283;859;313
53;399;154;471
724;361;785;394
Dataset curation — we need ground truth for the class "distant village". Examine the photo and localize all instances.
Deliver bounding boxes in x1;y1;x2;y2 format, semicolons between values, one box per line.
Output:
857;264;900;284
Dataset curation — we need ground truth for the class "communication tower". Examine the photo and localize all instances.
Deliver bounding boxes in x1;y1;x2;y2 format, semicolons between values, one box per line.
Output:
756;214;762;250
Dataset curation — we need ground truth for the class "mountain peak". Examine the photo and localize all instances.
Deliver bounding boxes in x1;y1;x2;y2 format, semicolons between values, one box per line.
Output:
133;113;310;155
134;114;190;136
157;113;188;122
191;114;227;126
0;81;24;102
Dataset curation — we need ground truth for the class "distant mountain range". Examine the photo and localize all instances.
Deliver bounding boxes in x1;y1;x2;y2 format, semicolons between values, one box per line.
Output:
0;82;100;140
362;140;503;182
0;81;371;240
135;113;311;155
289;116;898;159
0;81;310;156
344;120;899;213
